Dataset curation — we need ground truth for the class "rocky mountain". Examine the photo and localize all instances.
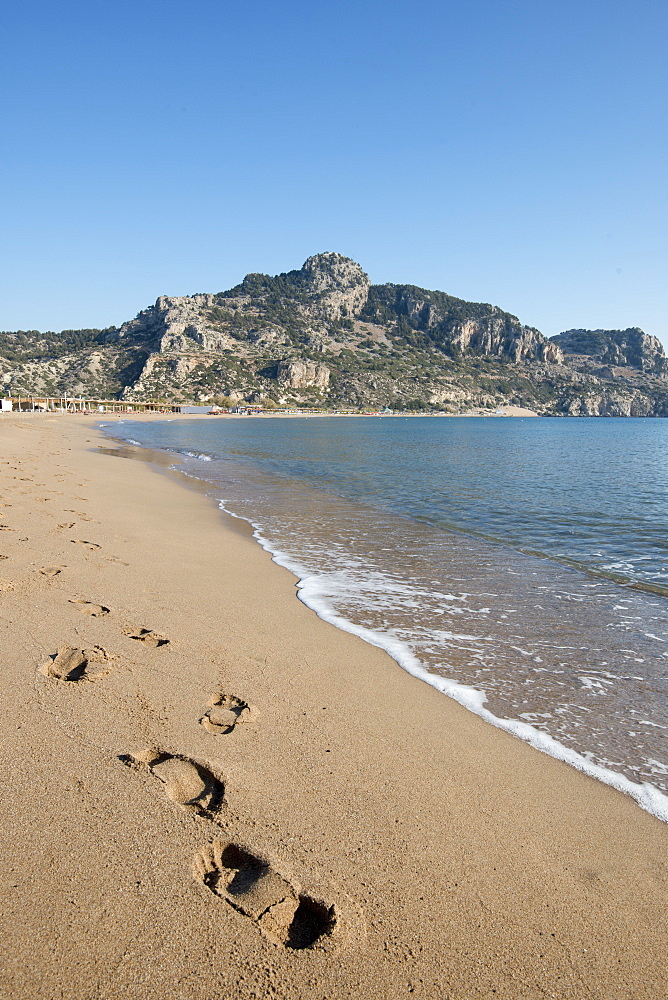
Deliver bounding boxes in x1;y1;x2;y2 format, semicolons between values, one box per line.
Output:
2;252;667;415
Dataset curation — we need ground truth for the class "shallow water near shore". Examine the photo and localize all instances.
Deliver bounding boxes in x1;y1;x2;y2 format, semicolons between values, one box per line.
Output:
103;416;668;819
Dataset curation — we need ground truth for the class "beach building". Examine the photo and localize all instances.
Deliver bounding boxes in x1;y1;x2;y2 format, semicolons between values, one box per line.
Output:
1;395;179;413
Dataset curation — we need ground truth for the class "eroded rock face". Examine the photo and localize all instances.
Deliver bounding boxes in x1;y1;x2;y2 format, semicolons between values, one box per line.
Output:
247;326;289;347
551;328;666;373
451;317;563;363
561;391;659;417
117;295;215;347
154;295;217;337
171;357;201;379
277;359;330;389
116;293;242;360
300;252;370;320
382;288;563;364
428;385;469;405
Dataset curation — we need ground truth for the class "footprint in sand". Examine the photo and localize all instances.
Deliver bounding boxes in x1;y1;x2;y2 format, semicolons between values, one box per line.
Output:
71;539;101;550
0;525;16;532
122;626;169;647
69;598;110;616
200;694;257;735
120;748;225;817
0;554;8;561
194;839;337;950
65;509;94;521
39;566;65;577
39;644;111;682
57;522;76;529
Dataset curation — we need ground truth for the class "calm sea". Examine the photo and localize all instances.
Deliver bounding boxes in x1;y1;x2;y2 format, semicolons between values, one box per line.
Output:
102;416;668;821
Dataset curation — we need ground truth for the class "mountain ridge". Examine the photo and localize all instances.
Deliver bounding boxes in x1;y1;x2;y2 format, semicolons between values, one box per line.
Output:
2;252;667;416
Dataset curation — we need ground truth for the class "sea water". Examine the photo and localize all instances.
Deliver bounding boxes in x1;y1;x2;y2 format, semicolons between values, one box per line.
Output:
103;416;668;820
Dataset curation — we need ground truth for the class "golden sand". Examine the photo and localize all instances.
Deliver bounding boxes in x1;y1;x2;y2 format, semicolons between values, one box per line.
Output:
0;413;666;999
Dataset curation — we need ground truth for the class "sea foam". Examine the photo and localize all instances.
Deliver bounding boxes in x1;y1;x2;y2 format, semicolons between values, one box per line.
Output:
214;498;668;824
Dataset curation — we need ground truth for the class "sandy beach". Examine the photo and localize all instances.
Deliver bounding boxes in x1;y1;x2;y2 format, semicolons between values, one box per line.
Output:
1;413;666;1000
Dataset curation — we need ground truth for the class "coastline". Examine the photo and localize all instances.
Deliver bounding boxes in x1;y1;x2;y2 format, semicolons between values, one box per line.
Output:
108;413;668;813
1;413;666;999
206;490;668;823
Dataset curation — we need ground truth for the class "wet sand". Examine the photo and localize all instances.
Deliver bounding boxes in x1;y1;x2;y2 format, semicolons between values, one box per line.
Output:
0;412;666;1000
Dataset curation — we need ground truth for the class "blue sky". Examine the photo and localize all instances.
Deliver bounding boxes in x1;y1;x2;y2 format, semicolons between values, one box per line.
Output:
1;0;666;345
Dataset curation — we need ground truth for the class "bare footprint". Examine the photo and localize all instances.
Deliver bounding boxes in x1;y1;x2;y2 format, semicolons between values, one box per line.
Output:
57;522;76;529
122;626;169;647
194;839;337;950
65;508;93;520
71;540;101;550
120;748;225;817
39;566;64;577
200;694;257;735
69;599;110;616
39;644;111;682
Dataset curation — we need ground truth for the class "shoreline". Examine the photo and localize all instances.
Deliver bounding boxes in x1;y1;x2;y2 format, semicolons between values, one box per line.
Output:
203;465;668;824
1;404;540;419
104;417;668;820
1;414;667;998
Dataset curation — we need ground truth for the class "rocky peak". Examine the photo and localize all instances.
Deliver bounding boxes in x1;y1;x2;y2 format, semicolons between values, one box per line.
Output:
299;252;370;319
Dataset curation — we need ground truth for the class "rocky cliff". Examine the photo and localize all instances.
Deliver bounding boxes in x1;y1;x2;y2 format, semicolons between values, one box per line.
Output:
361;284;563;364
2;253;667;415
550;328;666;374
